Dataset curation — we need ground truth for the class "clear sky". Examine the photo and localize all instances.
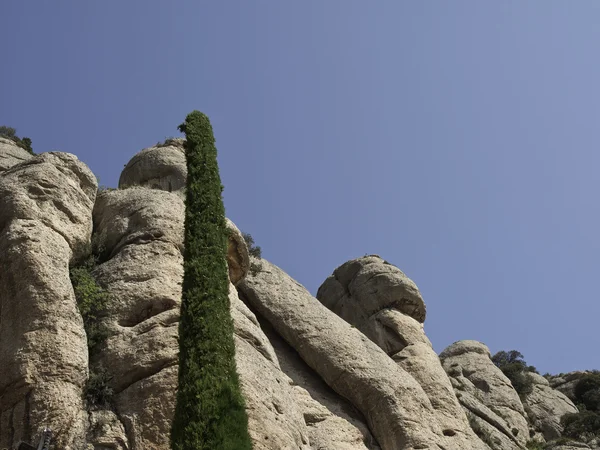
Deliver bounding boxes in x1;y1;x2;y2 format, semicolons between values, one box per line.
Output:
2;2;599;375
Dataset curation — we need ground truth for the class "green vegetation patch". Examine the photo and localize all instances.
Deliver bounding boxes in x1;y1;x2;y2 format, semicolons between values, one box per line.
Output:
242;231;263;276
170;111;251;450
492;350;537;398
69;242;112;407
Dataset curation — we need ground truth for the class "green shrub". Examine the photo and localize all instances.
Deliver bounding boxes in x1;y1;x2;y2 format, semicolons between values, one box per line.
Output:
561;410;600;440
242;231;263;276
492;350;535;398
85;365;114;407
574;373;600;412
70;241;113;407
525;440;545;450
170;111;251;450
0;125;16;138
69;248;110;353
0;125;34;154
241;232;262;259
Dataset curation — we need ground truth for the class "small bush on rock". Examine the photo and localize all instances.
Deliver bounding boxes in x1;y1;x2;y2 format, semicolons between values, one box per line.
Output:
86;366;114;407
0;125;34;154
242;231;263;276
492;350;536;398
70;250;110;353
525;440;545;450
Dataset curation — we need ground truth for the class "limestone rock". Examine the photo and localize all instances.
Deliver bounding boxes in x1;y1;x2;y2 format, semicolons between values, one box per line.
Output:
0;152;97;449
239;259;452;450
317;256;488;450
256;312;380;450
232;287;311;450
226;217;250;285
523;372;579;440
440;340;529;450
317;255;426;325
0;136;33;172
119;139;186;194
92;187;309;449
86;410;128;449
91;188;184;449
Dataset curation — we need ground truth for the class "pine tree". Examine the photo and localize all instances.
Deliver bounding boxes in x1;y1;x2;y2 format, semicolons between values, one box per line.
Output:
171;111;252;450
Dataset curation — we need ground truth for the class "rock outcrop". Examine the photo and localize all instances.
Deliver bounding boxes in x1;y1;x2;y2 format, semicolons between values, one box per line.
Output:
240;258;455;450
440;340;530;450
0;152;97;449
523;372;578;441
1;140;597;450
118;138;186;195
0;136;33;172
317;255;489;450
91;187;184;449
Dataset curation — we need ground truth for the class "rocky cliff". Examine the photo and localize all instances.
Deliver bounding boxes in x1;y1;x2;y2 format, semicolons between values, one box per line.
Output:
0;138;596;450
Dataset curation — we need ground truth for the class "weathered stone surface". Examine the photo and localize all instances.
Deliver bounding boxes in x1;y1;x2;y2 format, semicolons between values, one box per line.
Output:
239;259;454;450
92;188;309;449
440;341;529;450
232;287;311;450
118;139;186;194
255;311;380;450
91;188;183;449
317;255;426;325
86;410;128;449
226;217;250;285
0;136;33;172
523;372;579;440
317;256;487;449
0;153;97;449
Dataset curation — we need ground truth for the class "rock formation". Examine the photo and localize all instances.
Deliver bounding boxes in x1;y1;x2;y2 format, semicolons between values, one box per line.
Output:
316;255;488;450
523;372;578;441
0;151;97;449
0;139;596;450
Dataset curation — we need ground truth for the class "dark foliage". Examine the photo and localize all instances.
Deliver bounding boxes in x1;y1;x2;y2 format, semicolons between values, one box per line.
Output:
241;232;262;259
0;125;16;138
170;111;251;450
69;242;112;407
85;366;114;407
574;373;600;412
242;231;263;276
561;410;600;440
69;250;110;353
492;350;535;398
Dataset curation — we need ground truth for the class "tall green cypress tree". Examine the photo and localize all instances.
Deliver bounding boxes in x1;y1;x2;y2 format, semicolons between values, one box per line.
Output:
171;111;252;450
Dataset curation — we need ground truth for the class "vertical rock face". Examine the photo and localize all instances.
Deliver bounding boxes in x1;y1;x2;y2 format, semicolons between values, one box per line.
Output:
91;188;184;450
523;372;578;441
317;255;489;450
0;153;97;449
440;341;530;450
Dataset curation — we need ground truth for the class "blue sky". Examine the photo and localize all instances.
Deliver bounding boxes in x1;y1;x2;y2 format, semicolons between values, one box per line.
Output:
2;2;599;375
